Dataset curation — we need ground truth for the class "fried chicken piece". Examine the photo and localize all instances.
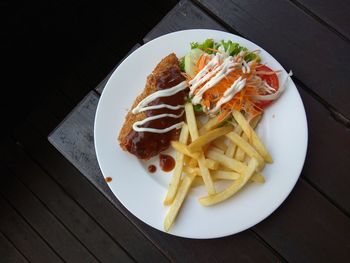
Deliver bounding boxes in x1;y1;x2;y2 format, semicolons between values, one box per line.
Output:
118;53;187;159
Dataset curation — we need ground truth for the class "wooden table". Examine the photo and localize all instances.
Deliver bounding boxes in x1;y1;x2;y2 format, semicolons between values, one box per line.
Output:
48;1;350;262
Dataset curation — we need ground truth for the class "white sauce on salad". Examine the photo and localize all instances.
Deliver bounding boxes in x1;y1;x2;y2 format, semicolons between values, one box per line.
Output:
131;80;188;133
189;50;249;112
208;77;246;114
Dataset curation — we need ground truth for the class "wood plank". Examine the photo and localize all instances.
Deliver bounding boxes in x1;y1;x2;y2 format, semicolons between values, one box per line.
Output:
0;166;98;262
197;0;350;118
0;196;63;263
95;43;141;94
253;179;350;262
1;141;133;263
49;92;108;193
0;231;28;263
143;0;350;214
47;85;281;261
13;130;169;261
292;0;350;40
297;86;350;214
143;0;225;43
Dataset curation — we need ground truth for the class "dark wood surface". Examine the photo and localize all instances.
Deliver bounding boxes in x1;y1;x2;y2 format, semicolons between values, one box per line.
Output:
3;0;350;262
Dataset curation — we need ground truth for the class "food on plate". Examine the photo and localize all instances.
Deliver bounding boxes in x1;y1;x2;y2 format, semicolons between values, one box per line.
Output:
117;38;291;232
162;39;291;231
118;53;188;159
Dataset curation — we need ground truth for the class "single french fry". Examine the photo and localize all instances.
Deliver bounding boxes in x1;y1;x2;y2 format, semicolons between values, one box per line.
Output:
186;166;240;181
225;125;243;158
164;174;195;231
183;166;200;176
226;132;265;170
234;138;246;161
185;103;215;195
204;159;220;170
206;149;246;173
191;170;240;187
232;110;272;163
171;141;199;159
208;145;225;155
183;155;191;167
202;113;230;132
187;126;232;153
164;124;189;205
188;158;198;168
251;172;265;183
211;170;240;180
198;153;216;195
235;114;262;161
212;136;228;152
199;158;258;206
185;103;199;140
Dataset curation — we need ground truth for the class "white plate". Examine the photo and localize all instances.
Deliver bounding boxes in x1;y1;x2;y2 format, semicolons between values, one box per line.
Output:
94;29;308;239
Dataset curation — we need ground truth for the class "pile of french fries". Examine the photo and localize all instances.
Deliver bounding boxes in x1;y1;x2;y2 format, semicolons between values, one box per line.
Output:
163;103;272;231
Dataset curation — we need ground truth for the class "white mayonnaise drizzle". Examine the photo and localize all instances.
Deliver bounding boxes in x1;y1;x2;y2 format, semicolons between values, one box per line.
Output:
191;56;240;105
189;52;224;94
208;77;246;114
189;50;248;112
131;80;188;133
133;112;184;133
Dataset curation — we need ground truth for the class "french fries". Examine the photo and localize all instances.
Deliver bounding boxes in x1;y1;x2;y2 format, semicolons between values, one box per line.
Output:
232;110;272;163
226;132;265;170
187;126;232;152
235;114;262;161
185;103;216;195
199;158;258;206
163;105;272;231
204;159;220;170
164;173;195;231
171;141;199;159
163;124;190;205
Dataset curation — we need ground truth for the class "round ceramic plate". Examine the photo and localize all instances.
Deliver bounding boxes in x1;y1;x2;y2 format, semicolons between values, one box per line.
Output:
94;29;308;239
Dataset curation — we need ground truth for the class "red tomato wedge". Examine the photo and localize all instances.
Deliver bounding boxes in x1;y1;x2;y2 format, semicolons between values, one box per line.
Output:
255;65;279;109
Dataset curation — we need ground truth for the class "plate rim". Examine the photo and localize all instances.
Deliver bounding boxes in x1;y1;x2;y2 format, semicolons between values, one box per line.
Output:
94;29;308;239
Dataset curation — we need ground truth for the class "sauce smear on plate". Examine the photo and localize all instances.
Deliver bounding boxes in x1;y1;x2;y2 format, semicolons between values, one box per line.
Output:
148;165;157;173
159;154;175;172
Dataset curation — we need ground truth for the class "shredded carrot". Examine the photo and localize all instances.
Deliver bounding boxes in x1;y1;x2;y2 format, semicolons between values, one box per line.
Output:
192;57;269;119
196;54;211;73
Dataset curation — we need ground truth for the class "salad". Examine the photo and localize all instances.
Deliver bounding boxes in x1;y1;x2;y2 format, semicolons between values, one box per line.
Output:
179;38;290;123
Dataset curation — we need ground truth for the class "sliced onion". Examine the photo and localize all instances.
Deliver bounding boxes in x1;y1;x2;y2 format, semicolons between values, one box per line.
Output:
253;70;293;101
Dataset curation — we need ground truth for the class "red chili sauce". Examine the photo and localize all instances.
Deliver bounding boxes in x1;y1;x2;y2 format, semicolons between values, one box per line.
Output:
159;154;175;172
148;165;157;173
105;177;112;183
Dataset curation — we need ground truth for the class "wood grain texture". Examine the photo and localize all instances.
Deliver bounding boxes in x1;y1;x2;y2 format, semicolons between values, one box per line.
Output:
143;0;225;43
198;0;350;118
1;141;133;263
253;180;350;263
49;92;107;193
21;116;170;262
95;43;141;94
298;86;350;214
0;196;63;263
292;0;350;40
0;231;28;263
0;166;98;263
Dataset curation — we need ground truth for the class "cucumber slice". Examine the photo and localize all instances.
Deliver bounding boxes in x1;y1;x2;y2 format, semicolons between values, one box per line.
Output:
184;48;204;77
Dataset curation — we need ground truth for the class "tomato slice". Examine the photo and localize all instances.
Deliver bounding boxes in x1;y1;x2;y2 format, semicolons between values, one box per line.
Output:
255;65;279;109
